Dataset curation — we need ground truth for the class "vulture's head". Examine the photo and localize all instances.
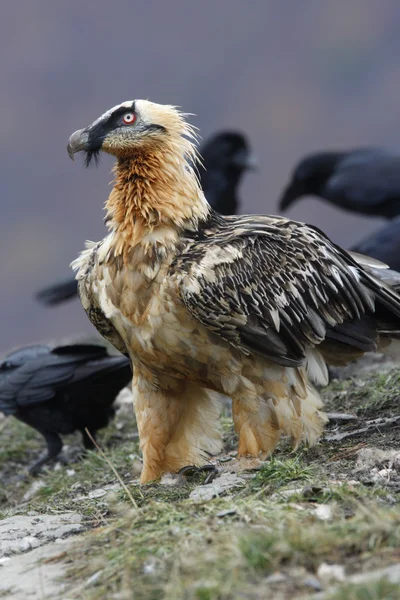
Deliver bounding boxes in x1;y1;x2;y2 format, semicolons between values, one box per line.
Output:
67;100;194;166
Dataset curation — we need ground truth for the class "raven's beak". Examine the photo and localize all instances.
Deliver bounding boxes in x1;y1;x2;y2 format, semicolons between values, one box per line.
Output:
67;129;90;161
233;150;259;171
278;183;299;211
244;153;259;171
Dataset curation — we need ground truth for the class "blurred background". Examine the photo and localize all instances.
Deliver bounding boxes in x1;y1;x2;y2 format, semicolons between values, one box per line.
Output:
1;0;400;352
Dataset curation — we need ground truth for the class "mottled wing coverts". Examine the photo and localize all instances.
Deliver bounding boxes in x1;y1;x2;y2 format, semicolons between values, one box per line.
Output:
177;215;396;367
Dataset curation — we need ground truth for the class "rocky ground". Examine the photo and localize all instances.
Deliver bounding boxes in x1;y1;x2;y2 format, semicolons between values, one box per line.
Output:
0;356;399;599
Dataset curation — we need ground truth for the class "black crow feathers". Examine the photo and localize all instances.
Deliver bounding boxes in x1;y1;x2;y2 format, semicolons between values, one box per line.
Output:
351;216;400;272
35;131;255;306
0;343;132;474
36;276;79;306
279;148;400;218
199;131;256;215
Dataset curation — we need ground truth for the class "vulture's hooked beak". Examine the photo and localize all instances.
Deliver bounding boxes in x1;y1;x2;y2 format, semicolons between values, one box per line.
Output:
67;129;90;160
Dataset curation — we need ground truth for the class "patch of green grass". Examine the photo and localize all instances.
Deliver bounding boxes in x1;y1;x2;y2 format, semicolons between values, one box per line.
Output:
0;418;44;465
240;504;400;574
325;370;400;417
249;456;315;490
327;578;400;600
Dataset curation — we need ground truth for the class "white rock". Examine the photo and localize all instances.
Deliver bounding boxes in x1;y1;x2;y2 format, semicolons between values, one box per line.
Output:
0;535;83;598
160;473;180;486
317;562;345;583
19;537;40;552
86;570;103;586
314;504;333;521
0;513;84;558
115;387;133;406
88;489;107;499
189;472;245;502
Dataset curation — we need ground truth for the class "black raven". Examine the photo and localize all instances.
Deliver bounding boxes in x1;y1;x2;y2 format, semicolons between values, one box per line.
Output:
0;343;132;474
279;148;400;218
35;131;255;306
199;131;256;215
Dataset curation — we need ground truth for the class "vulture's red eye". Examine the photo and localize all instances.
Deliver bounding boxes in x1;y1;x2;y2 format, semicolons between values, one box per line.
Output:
122;112;136;125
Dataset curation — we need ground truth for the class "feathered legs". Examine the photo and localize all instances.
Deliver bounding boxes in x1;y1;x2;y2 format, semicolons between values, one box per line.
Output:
132;373;222;484
232;395;282;458
231;367;327;458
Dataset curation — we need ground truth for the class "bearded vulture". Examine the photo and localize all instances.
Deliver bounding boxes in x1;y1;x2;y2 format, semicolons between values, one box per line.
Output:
68;100;400;483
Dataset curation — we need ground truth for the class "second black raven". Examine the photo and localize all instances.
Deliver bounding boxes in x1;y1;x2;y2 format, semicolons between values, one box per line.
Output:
0;343;132;474
279;148;400;218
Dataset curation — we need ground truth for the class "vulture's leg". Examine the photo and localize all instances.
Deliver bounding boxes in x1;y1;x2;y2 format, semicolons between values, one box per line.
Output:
163;384;223;474
133;375;222;484
132;373;185;484
231;388;281;458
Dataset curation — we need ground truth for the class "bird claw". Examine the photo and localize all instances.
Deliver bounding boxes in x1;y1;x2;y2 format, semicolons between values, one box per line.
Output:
177;464;218;484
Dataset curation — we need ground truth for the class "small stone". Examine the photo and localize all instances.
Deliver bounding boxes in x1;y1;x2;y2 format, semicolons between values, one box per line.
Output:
160;473;180;486
115;387;133;406
378;468;394;479
19;536;40;552
303;575;322;591
143;556;158;575
190;473;245;502
265;571;287;584
271;488;304;500
86;570;103;586
88;489;107;499
66;469;76;477
314;504;332;521
70;482;84;491
317;562;345;583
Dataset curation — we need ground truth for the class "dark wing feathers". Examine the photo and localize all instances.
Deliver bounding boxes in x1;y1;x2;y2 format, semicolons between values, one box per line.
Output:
178;214;400;367
326;151;400;210
0;343;130;413
35;277;78;306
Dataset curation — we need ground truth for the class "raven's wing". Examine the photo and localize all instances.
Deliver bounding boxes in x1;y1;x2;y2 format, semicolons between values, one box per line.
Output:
36;277;78;306
325;150;400;213
0;344;122;410
0;345;51;414
351;217;400;270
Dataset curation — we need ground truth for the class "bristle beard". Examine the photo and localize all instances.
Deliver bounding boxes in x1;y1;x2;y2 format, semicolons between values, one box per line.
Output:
84;149;101;168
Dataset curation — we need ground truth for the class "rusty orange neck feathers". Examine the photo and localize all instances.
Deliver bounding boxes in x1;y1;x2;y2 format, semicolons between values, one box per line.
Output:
105;134;209;249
